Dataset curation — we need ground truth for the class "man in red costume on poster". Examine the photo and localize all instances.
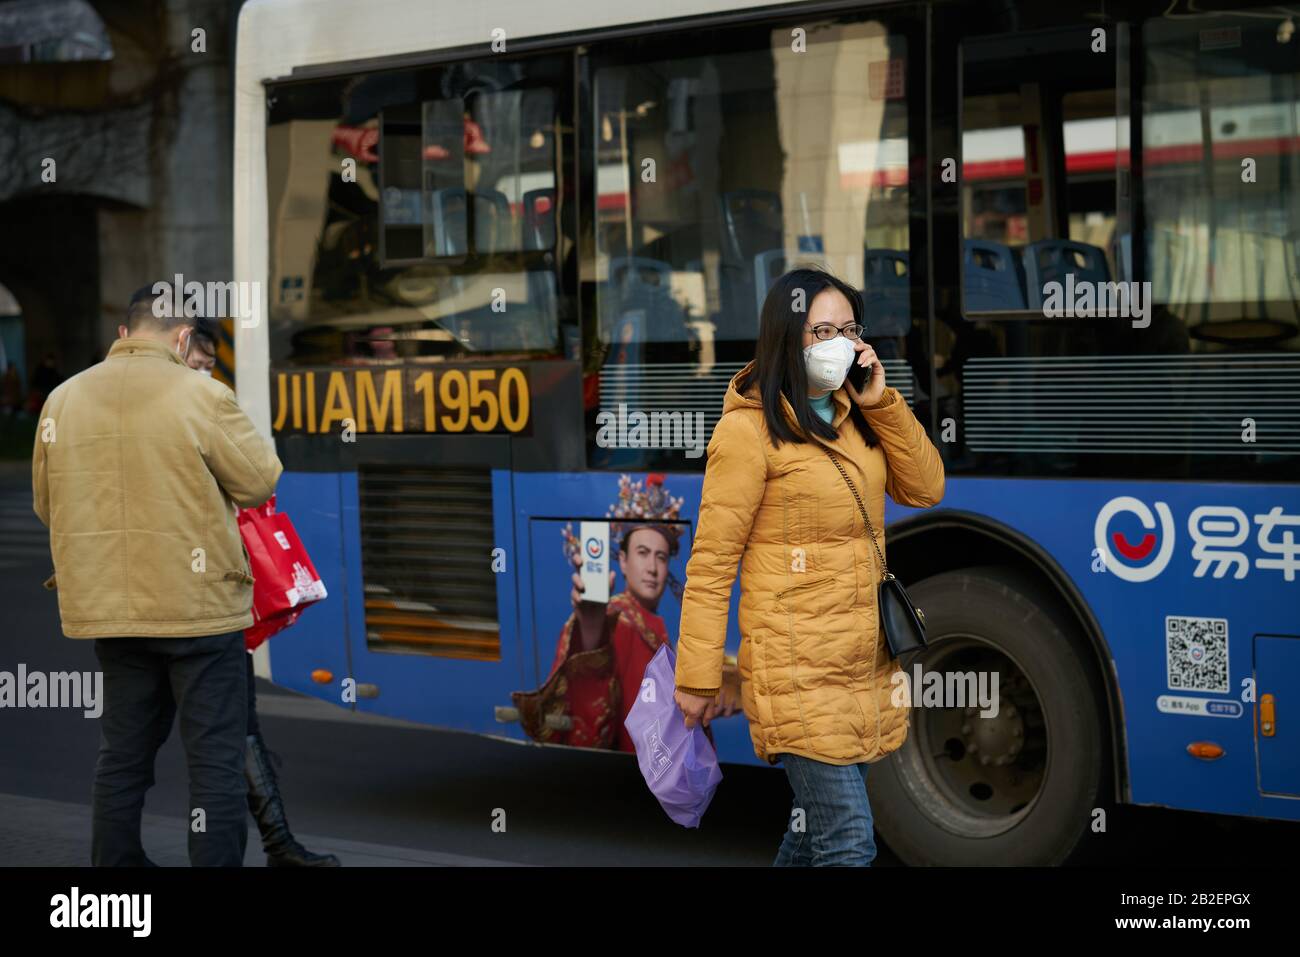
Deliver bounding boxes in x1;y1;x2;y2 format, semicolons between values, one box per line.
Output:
512;474;741;752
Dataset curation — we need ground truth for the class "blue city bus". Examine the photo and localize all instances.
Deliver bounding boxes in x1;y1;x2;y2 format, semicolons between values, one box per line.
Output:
233;0;1300;864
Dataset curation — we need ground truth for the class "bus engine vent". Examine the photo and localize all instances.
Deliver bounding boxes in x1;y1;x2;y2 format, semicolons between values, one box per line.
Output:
358;466;500;660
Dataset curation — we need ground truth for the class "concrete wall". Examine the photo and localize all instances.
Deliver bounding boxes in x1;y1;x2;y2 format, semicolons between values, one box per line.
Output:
0;0;243;379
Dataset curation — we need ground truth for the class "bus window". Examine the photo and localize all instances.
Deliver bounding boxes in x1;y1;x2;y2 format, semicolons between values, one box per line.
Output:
380;97;466;260
1143;14;1300;342
266;55;571;366
944;11;1299;482
588;14;916;470
959;26;1118;315
945;25;1127;478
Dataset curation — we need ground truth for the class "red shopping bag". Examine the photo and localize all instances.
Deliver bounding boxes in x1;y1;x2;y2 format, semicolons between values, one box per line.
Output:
238;496;327;650
244;606;306;651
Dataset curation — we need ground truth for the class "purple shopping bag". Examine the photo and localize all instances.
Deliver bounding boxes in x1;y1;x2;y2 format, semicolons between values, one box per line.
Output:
626;642;724;828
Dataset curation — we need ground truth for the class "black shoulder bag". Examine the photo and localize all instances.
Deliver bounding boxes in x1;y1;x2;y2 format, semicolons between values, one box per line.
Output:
822;446;928;658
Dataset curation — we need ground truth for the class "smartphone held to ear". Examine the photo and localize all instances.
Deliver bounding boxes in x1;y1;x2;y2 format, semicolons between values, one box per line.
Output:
847;355;872;390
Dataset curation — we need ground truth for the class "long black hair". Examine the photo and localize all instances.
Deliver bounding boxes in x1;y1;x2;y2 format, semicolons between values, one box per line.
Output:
737;265;879;449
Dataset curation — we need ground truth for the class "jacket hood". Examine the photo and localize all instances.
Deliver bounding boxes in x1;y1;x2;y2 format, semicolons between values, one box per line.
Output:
722;360;762;414
722;358;851;429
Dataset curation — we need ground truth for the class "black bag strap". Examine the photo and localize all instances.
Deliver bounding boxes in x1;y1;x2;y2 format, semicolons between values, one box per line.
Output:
821;446;890;579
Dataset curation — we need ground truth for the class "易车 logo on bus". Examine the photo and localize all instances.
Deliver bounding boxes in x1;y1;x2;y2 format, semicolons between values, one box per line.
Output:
1095;495;1300;583
270;364;532;435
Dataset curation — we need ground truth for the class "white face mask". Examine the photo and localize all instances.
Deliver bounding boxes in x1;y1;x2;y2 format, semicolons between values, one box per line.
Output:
803;335;856;392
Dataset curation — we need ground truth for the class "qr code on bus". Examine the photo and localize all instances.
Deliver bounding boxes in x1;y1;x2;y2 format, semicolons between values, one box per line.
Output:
1165;616;1228;693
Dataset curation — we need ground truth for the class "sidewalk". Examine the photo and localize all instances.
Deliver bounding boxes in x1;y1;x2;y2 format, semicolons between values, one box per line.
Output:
0;792;514;867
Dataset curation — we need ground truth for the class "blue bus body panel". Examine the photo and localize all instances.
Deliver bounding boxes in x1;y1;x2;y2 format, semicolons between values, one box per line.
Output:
1255;635;1300;797
271;469;530;736
937;477;1300;822
270;470;1300;821
266;471;353;700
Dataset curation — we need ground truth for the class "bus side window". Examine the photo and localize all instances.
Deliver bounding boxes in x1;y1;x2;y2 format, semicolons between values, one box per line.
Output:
959;26;1118;317
1142;14;1300;338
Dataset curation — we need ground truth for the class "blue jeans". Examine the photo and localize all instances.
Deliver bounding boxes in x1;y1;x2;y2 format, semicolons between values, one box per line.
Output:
773;753;876;866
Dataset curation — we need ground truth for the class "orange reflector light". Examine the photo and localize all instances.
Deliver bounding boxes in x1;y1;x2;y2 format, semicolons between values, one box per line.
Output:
311;669;334;684
1187;742;1224;760
1260;694;1276;737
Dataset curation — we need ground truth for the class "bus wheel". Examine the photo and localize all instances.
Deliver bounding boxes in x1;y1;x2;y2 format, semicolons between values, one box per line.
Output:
870;566;1108;866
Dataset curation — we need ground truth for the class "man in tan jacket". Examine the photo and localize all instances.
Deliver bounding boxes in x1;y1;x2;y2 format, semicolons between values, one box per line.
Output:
32;282;282;866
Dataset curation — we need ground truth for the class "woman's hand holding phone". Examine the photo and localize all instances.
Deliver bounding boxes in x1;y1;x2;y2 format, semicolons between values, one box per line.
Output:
844;342;886;407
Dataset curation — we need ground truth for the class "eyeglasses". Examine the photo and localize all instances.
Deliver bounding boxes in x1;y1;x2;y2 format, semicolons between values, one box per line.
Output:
805;322;864;341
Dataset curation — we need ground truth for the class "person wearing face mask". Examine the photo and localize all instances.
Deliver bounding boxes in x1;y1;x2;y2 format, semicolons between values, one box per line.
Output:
183;318;218;376
175;316;339;867
35;283;283;866
673;266;945;866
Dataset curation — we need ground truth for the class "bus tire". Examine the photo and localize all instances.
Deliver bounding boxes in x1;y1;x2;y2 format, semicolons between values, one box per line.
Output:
870;566;1109;866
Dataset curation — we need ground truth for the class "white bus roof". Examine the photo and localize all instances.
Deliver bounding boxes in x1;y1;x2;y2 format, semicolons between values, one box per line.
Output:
236;0;790;83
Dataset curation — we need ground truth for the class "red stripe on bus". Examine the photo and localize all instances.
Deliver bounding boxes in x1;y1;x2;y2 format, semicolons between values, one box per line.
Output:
594;134;1300;202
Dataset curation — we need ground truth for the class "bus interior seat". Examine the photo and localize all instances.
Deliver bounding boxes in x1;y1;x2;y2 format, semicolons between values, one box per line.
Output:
608;256;686;344
426;187;517;256
472;188;516;253
610;256;672;295
1022;239;1110;309
426;187;469;256
519;269;559;349
963;239;1028;311
421;187;538;351
862;249;911;337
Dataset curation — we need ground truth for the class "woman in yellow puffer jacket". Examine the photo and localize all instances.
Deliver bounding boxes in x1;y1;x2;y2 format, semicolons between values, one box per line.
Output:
674;266;945;866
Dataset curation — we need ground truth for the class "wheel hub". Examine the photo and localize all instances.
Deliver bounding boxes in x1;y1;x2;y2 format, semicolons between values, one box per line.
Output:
960;703;1025;767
